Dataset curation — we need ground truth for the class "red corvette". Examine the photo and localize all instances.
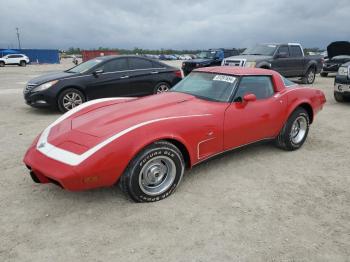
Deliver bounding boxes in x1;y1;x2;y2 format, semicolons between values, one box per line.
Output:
24;67;326;202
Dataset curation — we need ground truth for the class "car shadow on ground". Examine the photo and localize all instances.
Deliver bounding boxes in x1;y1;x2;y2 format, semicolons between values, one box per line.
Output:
29;140;282;205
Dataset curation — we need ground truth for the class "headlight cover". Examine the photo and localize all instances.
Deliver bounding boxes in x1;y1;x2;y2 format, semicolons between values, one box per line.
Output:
32;80;58;92
338;66;349;76
245;61;256;68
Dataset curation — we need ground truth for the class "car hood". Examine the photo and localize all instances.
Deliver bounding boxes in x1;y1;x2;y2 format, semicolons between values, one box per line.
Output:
327;41;350;59
186;58;212;64
47;92;215;151
224;55;272;61
28;71;79;85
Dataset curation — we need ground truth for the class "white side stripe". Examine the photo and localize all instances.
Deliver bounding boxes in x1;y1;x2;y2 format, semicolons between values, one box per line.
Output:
37;113;211;166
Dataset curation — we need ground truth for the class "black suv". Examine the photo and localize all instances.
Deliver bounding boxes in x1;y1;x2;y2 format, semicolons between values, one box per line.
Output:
182;48;239;76
24;55;182;112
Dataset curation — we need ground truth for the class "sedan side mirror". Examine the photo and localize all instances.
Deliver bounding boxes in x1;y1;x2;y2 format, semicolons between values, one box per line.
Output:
93;69;104;77
243;93;257;102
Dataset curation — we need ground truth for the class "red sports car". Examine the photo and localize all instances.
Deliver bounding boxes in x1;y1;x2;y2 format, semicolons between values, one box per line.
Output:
24;67;326;202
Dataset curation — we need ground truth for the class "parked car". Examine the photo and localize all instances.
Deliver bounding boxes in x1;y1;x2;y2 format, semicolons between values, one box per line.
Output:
321;41;350;77
179;54;192;60
23;55;182;112
334;62;350;102
222;43;323;84
24;67;325;202
0;54;30;67
182;48;239;76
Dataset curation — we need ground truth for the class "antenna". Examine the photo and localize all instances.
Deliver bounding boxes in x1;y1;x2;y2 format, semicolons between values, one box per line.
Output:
16;27;21;49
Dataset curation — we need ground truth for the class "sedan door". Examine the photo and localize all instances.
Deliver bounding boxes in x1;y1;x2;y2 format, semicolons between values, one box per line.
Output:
127;57;158;96
85;58;132;99
224;76;287;150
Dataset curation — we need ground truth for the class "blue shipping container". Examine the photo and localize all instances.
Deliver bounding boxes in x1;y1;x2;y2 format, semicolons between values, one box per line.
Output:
0;49;60;64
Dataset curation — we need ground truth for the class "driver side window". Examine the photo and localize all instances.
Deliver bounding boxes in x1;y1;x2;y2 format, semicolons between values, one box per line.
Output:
234;76;274;101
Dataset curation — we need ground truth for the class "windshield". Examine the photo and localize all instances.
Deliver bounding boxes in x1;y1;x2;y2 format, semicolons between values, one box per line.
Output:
197;51;217;59
242;44;277;56
332;55;350;60
171;72;237;102
66;59;102;73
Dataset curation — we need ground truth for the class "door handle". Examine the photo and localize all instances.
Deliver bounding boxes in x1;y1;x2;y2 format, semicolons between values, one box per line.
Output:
120;75;129;79
150;71;159;74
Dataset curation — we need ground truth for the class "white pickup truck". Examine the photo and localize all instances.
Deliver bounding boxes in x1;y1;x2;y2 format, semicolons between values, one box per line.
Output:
0;54;30;67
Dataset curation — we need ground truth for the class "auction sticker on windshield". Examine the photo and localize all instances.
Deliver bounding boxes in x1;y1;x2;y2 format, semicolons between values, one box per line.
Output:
213;75;236;83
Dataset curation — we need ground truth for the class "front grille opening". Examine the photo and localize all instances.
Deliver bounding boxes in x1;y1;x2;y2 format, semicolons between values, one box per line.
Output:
48;178;63;188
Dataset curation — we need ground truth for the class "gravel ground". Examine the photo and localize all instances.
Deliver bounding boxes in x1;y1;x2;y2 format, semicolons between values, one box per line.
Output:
0;59;349;262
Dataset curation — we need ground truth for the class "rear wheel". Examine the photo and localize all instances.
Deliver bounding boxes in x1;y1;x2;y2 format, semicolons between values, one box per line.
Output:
154;82;170;94
275;108;310;151
19;60;26;67
0;61;5;67
120;141;185;202
334;91;344;103
57;88;85;113
302;67;316;84
320;72;328;77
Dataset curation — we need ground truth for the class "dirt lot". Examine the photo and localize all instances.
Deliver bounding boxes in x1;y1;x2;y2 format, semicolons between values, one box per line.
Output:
0;59;349;262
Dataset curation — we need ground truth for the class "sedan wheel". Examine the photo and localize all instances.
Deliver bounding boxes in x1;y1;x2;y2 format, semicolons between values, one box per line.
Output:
154;82;170;94
58;88;85;113
120;141;185;202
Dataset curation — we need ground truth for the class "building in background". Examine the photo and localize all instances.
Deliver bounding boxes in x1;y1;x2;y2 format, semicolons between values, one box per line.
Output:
0;49;59;64
81;50;119;62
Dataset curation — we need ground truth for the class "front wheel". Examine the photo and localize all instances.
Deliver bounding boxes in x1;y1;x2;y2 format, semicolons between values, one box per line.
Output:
302;67;316;84
320;72;328;77
334;91;344;103
154;82;170;94
120;141;185;202
57;88;85;113
19;60;26;67
0;61;5;67
275;108;310;151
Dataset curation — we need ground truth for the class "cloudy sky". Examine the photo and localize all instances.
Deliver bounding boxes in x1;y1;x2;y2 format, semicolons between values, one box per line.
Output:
1;0;349;50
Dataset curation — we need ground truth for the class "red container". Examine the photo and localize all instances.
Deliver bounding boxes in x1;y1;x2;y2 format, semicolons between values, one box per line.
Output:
81;50;119;62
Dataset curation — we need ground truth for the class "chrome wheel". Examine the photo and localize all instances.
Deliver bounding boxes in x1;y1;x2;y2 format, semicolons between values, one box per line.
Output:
156;84;169;93
139;156;176;196
307;70;315;84
290;116;307;144
62;92;83;110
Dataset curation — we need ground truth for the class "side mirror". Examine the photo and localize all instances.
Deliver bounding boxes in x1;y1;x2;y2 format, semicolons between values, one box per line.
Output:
93;69;104;76
276;52;288;59
243;93;257;102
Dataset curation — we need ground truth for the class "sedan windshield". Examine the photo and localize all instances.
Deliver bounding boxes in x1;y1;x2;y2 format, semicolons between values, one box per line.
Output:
242;44;277;56
66;59;102;73
171;72;237;102
197;51;216;59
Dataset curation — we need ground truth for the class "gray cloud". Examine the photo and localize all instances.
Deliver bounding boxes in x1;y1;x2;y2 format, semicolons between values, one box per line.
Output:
0;0;349;50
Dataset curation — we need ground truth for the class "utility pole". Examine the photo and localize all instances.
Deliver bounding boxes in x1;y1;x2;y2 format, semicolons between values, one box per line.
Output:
16;27;21;49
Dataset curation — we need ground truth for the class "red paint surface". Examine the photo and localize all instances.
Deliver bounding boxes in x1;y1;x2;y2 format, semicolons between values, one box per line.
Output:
24;67;326;191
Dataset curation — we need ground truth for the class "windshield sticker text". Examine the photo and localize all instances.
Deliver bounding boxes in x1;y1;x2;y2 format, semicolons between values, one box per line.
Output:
213;75;236;83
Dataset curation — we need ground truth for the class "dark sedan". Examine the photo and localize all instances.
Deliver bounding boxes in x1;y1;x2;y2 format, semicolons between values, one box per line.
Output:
24;55;182;112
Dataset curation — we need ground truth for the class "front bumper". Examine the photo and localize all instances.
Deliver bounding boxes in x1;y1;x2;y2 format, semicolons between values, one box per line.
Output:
23;89;57;109
24;145;84;190
322;64;340;73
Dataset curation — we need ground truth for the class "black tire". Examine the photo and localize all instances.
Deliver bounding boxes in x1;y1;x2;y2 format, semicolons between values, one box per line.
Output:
302;67;316;84
19;60;26;67
57;88;85;113
320;72;328;77
275;107;310;151
0;61;5;67
154;82;170;94
334;91;344;103
120;141;185;202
